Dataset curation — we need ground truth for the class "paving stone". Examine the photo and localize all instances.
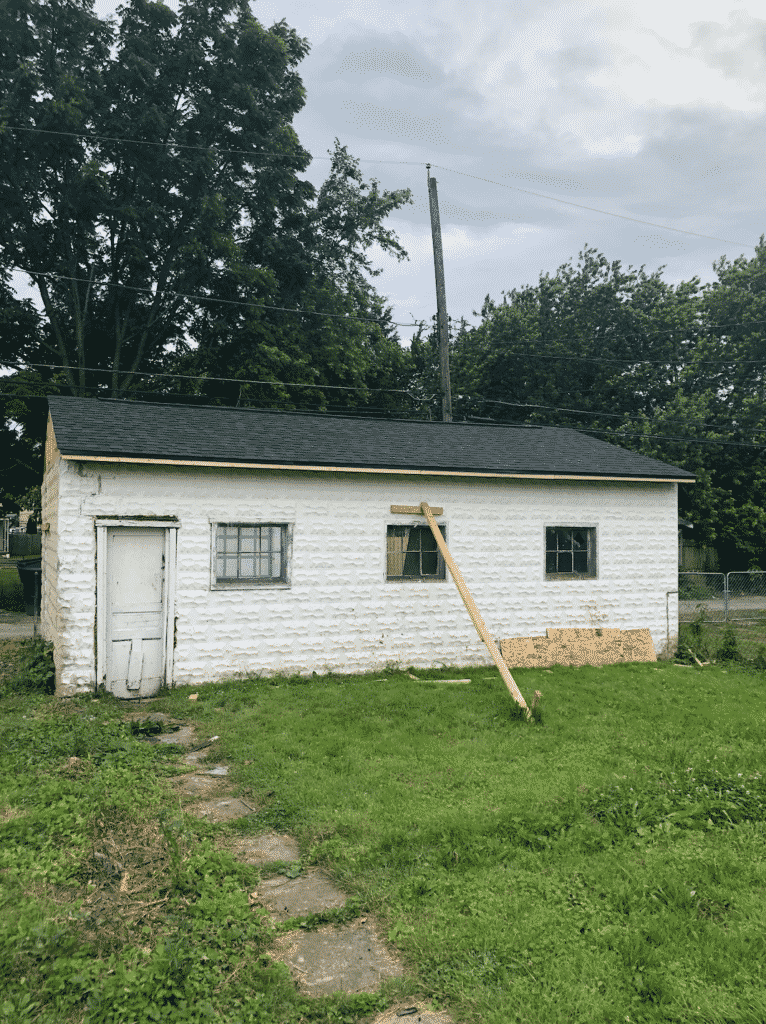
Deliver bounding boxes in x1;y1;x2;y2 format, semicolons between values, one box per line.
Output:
229;832;301;864
154;724;197;746
270;918;404;997
174;774;224;798
254;868;347;921
194;797;256;822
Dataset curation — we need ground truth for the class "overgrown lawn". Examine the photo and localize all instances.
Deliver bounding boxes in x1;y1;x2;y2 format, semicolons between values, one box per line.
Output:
1;659;765;1023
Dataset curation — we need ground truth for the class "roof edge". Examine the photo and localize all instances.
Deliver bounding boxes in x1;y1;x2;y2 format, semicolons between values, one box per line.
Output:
59;453;696;483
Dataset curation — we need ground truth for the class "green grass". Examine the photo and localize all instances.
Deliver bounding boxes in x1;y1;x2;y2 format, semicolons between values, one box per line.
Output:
2;658;766;1023
0;558;24;612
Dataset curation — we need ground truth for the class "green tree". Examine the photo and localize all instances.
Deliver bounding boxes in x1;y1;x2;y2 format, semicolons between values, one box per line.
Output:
451;247;701;428
0;0;412;406
166;142;415;414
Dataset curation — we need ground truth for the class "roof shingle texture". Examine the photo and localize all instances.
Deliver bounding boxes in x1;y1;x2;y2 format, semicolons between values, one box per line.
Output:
47;397;696;481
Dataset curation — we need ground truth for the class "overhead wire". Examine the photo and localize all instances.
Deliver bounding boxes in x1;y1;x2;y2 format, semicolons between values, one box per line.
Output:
1;361;420;398
0;124;425;166
9;268;766;363
4;377;766;449
462;396;766;436
11;269;420;328
3;117;763;451
2;123;754;249
5;361;766;434
430;163;755;250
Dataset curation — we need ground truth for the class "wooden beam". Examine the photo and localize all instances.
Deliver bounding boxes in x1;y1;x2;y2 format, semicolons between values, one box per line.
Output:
391;504;443;515
59;456;691;483
418;501;531;718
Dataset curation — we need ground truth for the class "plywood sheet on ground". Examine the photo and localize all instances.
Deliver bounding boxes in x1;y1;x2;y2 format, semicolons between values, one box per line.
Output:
499;627;656;668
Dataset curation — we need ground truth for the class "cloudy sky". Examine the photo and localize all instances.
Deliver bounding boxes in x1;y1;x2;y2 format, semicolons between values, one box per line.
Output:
249;0;764;343
30;0;766;345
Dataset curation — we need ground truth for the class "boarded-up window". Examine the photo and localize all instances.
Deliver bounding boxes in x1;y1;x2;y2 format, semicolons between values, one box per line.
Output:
215;524;287;584
387;525;446;580
545;527;596;578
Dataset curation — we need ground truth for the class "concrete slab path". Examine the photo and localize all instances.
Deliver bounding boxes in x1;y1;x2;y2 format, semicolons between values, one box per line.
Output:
130;712;456;1023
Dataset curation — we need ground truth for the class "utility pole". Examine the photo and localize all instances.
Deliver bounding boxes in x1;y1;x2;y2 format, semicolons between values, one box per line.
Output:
426;164;452;422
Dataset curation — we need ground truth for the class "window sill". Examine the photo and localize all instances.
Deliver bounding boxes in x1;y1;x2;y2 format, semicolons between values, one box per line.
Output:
211;581;291;590
545;573;597;581
386;577;447;583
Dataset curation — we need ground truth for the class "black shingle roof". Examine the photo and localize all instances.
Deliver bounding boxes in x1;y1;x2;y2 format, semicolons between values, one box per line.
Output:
47;396;696;481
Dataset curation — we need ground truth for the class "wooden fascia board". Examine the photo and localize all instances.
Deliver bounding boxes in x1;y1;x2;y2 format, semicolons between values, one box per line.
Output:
59;453;694;484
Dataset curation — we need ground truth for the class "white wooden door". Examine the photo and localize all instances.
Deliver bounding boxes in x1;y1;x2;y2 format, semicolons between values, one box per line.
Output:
105;527;167;698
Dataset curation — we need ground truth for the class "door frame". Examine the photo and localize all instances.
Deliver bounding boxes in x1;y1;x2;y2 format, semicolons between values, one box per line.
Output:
96;519;178;693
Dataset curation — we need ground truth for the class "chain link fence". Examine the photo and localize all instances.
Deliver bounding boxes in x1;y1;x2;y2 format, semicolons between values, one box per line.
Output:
679;571;766;623
679;571;766;661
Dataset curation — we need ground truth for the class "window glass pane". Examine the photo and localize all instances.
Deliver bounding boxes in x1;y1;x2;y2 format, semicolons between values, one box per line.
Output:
572;530;586;550
403;551;420;576
271;527;282;561
558;551;572;573
240;556;255;577
546;527;556;550
225;556;239;578
546;552;557;573
387;528;405;576
216;555;226;577
573;550;588;573
421;551;438;575
421;529;437;551
256;555;270;576
271;552;282;578
240;528;256;553
557;528;571;549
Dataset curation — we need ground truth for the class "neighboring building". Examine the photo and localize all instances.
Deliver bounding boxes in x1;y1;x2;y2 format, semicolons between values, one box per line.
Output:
42;396;695;698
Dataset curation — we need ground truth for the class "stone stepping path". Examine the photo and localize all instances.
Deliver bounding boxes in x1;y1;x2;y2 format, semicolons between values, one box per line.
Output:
132;712;454;1023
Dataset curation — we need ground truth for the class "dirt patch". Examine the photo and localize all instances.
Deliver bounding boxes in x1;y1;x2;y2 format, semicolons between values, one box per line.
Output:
50;810;190;957
269;917;405;997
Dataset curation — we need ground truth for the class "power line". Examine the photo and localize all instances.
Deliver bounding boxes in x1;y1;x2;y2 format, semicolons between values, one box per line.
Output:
1;123;323;160
463;417;765;450
467;396;766;436
431;163;756;250
12;267;766;361
7;365;765;436
4;361;420;398
3;123;754;249
13;269;420;328
4;381;766;449
0;123;423;166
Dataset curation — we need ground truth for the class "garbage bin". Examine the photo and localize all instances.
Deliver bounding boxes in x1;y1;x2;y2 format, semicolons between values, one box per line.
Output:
17;559;42;617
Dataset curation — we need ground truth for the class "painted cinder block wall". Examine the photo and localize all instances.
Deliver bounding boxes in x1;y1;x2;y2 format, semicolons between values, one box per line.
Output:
43;456;679;696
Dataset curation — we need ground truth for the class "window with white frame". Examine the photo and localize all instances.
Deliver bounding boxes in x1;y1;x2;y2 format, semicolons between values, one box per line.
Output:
387;524;446;580
545;526;596;578
214;523;288;586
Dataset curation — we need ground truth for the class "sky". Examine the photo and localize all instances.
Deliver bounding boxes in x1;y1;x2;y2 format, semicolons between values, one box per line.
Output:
14;0;766;346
